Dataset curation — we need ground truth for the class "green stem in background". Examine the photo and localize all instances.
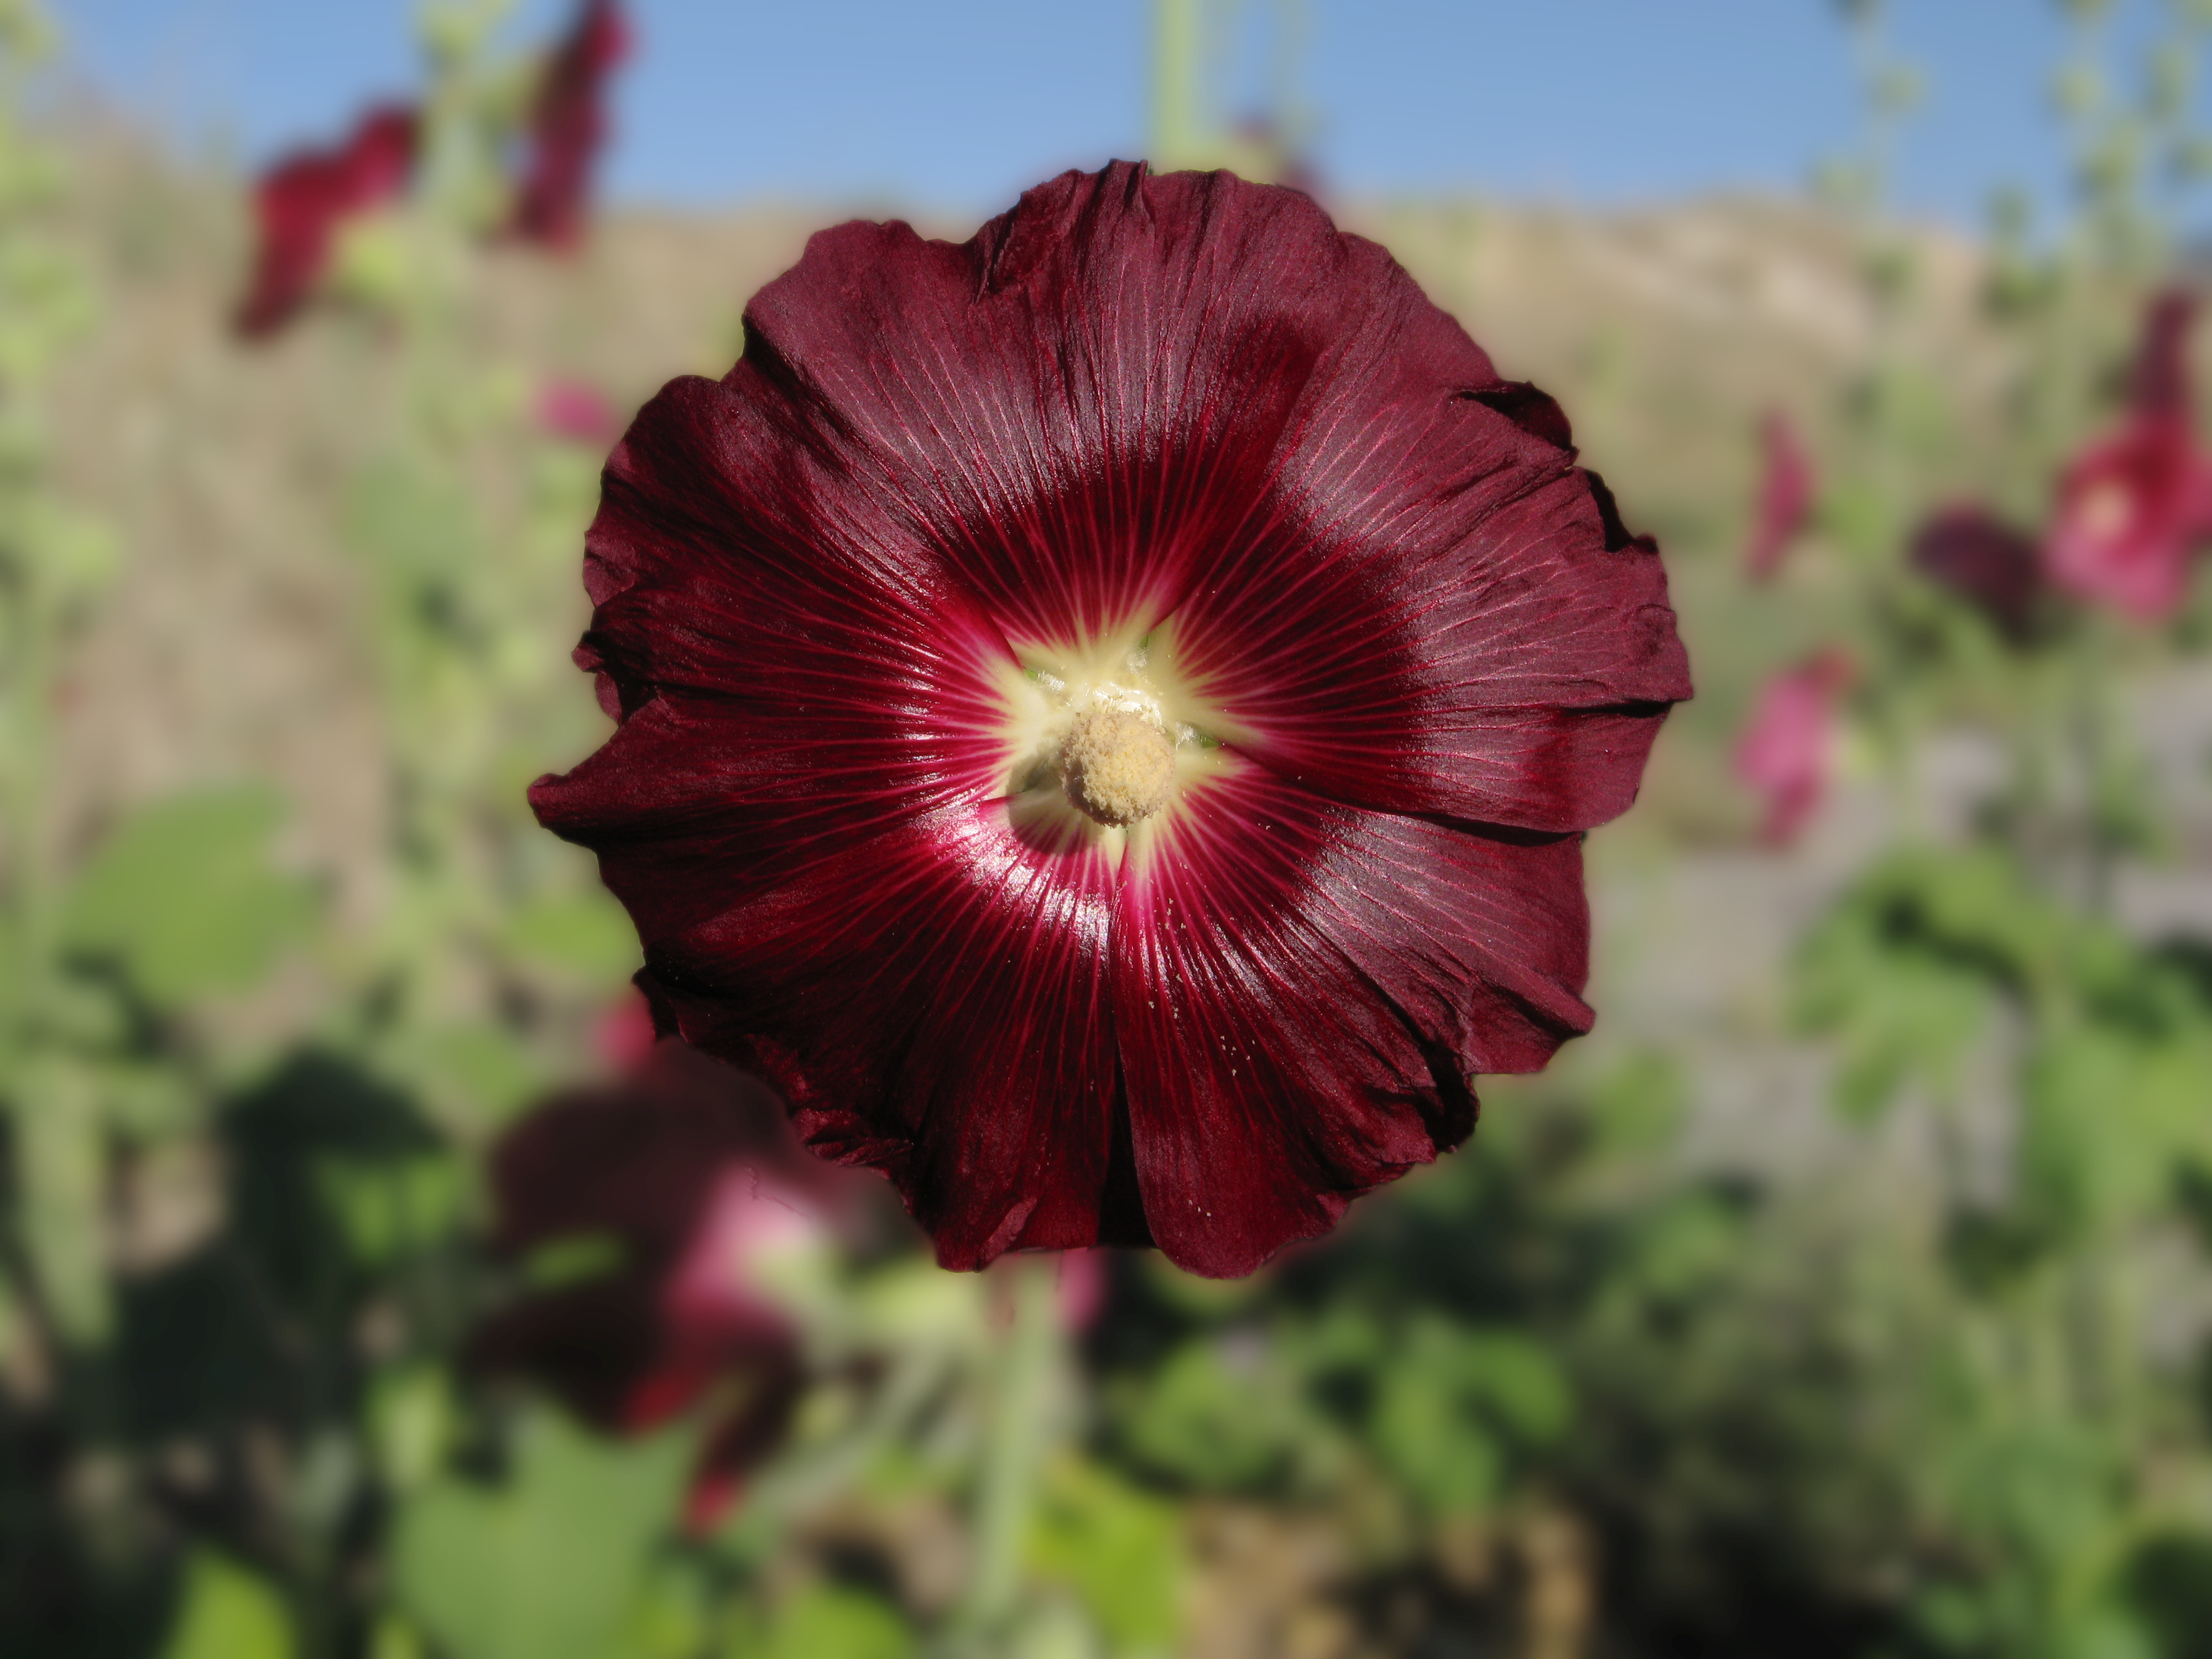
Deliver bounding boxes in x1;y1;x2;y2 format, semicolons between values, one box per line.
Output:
0;0;112;1361
957;1256;1058;1646
1150;0;1205;170
0;0;56;1092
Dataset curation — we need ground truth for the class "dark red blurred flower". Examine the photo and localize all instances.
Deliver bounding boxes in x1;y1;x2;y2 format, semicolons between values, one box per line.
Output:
1733;651;1851;848
2046;290;2212;622
511;0;629;252
235;105;418;338
530;164;1691;1279
1910;505;2042;640
471;1047;838;1532
2125;288;2196;420
536;378;626;448
1744;409;1815;582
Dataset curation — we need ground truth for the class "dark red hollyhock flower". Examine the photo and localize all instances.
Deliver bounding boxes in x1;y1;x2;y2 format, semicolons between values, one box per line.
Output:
1744;409;1815;582
511;0;629;252
1910;505;2042;641
235;104;418;339
1733;651;1851;848
471;1046;833;1532
530;164;1692;1279
2046;289;2212;622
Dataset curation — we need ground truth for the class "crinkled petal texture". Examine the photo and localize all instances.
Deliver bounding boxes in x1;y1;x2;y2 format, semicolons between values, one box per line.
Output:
532;164;1690;1277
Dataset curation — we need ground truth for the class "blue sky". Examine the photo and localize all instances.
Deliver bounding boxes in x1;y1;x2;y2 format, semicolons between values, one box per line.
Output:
51;1;2199;234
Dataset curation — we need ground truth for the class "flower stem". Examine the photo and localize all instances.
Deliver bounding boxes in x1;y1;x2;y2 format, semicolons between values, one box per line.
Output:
959;1255;1057;1644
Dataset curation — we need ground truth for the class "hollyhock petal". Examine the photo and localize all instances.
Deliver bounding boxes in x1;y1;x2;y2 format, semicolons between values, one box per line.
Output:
637;807;1126;1268
734;166;1344;649
531;377;1020;943
1114;758;1591;1276
734;167;1684;836
1175;463;1687;832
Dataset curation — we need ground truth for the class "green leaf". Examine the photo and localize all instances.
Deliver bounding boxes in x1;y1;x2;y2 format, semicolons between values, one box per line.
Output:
60;786;317;1004
2021;1026;2212;1237
315;1152;468;1267
500;889;640;983
409;1022;542;1126
15;1055;109;1343
159;1552;294;1659
1026;1458;1183;1653
733;1583;914;1659
1369;1321;1572;1517
1459;1331;1573;1446
1120;1337;1307;1491
346;457;481;583
1373;1363;1502;1516
393;1410;688;1659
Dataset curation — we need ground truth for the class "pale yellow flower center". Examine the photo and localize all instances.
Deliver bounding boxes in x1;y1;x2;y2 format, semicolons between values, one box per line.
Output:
1060;707;1178;826
987;615;1251;872
2079;479;2135;542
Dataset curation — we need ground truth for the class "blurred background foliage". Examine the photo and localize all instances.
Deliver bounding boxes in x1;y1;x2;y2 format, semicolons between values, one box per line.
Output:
7;0;2212;1655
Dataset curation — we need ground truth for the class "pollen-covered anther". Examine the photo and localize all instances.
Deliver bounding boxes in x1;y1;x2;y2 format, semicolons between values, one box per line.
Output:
1060;708;1177;826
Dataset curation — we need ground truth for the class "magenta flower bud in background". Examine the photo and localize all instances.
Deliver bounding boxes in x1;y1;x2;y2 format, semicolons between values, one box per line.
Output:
1734;650;1851;848
1744;408;1814;582
536;378;626;448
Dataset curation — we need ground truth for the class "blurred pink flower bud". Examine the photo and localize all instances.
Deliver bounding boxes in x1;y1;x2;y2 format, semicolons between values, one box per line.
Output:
593;985;660;1070
1055;1248;1108;1332
1733;651;1852;848
1744;409;1815;581
536;378;625;447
